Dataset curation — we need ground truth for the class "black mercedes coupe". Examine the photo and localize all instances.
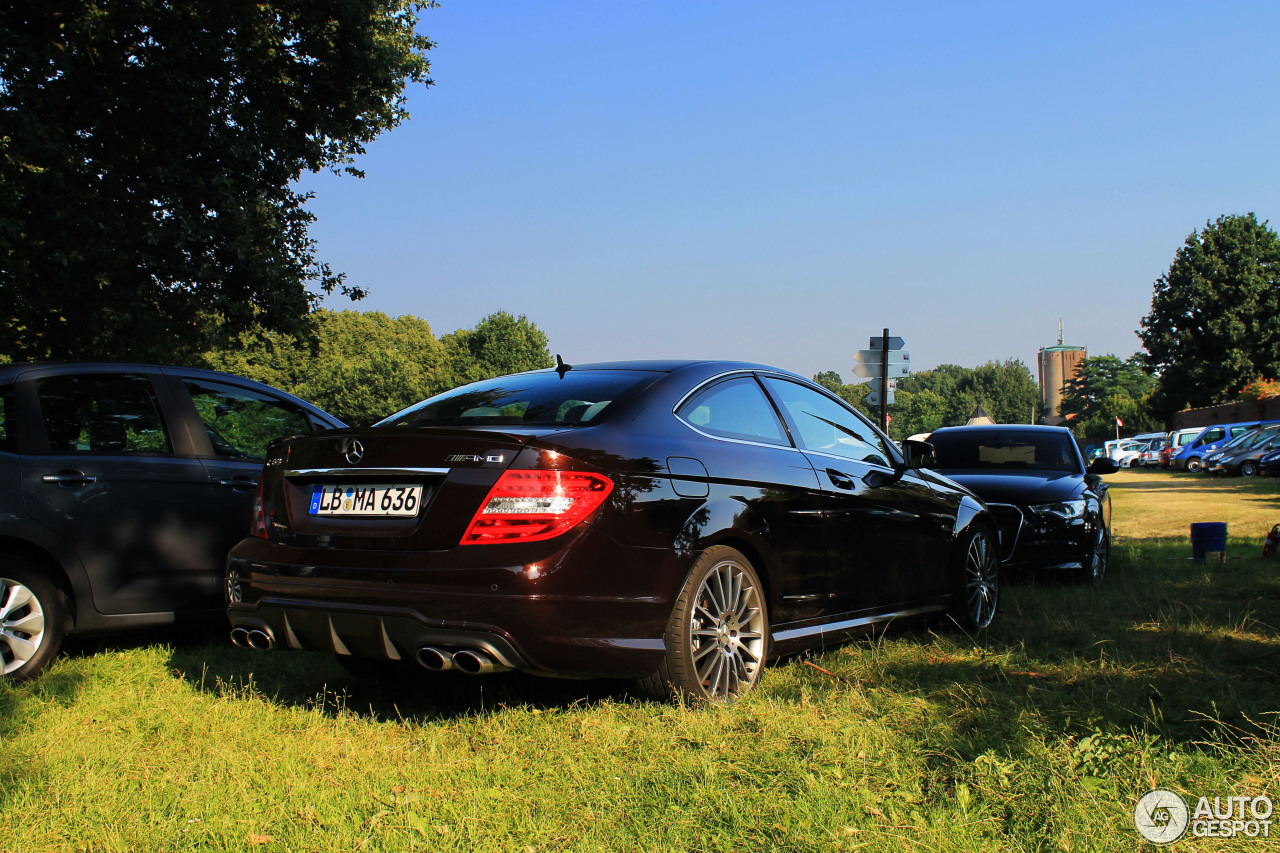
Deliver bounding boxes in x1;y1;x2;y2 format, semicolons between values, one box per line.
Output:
227;360;999;702
925;424;1119;583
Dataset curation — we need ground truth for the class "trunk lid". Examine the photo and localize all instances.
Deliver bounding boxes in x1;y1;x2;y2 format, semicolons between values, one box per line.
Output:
265;427;551;550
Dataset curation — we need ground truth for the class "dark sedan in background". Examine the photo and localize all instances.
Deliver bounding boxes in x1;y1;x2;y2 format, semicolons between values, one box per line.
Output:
1205;425;1280;477
227;360;1000;702
0;362;343;680
925;425;1119;583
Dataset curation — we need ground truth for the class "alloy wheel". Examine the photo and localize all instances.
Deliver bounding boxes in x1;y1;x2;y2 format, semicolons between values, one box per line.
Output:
687;558;766;701
1241;460;1258;478
1089;532;1109;583
0;578;48;675
963;531;999;629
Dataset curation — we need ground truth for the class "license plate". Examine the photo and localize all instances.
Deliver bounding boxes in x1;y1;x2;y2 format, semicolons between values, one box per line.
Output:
309;484;423;517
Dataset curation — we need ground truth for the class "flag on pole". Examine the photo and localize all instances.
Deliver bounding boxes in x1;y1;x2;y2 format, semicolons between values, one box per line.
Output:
1115;417;1124;427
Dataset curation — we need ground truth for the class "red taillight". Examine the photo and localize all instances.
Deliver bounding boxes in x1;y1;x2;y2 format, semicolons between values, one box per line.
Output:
250;479;268;539
461;470;614;545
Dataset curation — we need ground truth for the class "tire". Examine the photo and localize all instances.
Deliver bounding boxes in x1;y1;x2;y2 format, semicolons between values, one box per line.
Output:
1186;458;1202;473
949;525;999;631
1240;460;1259;478
1;563;66;682
637;545;769;703
1080;529;1109;584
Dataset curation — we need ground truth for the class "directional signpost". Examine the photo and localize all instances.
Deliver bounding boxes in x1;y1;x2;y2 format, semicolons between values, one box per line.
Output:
865;378;897;407
852;329;910;432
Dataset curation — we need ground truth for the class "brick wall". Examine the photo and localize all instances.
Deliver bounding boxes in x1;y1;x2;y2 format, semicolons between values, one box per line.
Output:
1171;397;1280;429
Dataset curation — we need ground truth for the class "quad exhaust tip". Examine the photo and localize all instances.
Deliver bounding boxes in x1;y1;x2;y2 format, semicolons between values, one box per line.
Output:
416;646;454;672
451;649;497;675
416;646;513;675
230;627;275;650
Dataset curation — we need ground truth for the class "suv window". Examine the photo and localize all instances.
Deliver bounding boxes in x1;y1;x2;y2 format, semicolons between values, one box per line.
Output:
37;374;171;454
677;376;789;446
0;385;15;452
761;377;892;467
183;379;314;461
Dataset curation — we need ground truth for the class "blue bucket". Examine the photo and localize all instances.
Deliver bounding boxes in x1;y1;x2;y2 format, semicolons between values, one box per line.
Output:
1190;522;1228;563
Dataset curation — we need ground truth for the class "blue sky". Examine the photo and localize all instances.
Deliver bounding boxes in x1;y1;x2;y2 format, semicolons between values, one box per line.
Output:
299;1;1280;383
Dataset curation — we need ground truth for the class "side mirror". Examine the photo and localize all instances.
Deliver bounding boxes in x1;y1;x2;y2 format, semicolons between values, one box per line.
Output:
1088;456;1120;475
902;438;936;470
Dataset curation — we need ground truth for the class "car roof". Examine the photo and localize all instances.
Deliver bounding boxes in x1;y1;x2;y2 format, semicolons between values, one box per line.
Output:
495;359;811;384
516;358;795;373
931;424;1072;434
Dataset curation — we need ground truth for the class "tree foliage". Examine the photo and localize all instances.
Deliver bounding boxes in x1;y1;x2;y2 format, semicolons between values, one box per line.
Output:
205;310;553;426
1057;354;1161;442
1138;213;1280;415
0;1;434;363
441;311;554;385
814;359;1040;439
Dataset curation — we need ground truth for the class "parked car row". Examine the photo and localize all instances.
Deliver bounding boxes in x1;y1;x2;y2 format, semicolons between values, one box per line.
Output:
1170;419;1280;472
1101;420;1280;478
3;359;1121;704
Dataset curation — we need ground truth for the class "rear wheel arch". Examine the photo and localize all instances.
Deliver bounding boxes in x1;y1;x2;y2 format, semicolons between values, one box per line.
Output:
0;537;77;631
701;534;774;624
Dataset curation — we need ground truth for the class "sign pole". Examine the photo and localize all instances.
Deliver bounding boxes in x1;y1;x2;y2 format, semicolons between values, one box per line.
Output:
880;328;889;433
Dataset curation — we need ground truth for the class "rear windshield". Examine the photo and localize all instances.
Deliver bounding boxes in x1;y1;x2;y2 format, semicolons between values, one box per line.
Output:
929;430;1081;473
377;370;659;428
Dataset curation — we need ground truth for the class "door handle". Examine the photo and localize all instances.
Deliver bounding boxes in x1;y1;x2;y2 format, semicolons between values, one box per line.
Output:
41;470;97;487
219;477;259;491
826;468;856;490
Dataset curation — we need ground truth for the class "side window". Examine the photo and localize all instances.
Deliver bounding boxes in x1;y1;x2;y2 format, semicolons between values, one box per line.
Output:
675;377;789;446
1200;428;1224;444
0;385;15;452
183;379;314;461
761;377;892;468
37;374;172;454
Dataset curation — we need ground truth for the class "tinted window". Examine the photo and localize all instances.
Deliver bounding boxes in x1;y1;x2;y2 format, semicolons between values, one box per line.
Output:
0;385;14;452
677;377;788;446
381;370;657;428
761;377;891;467
184;379;314;461
930;430;1079;472
1198;428;1225;445
37;374;171;454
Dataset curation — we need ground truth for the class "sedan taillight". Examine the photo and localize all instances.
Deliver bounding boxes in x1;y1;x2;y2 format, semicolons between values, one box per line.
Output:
461;470;613;545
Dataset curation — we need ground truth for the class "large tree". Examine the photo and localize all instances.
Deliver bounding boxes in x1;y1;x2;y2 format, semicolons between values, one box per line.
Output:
1139;213;1280;415
1058;354;1160;442
205;310;553;426
0;1;434;362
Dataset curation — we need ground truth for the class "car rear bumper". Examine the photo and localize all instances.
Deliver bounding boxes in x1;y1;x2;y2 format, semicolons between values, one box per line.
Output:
225;530;684;679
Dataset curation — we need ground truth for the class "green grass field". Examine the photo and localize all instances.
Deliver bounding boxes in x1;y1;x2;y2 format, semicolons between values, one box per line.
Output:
2;470;1277;851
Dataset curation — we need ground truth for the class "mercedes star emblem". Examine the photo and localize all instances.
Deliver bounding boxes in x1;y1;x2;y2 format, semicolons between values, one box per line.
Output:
342;438;365;465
